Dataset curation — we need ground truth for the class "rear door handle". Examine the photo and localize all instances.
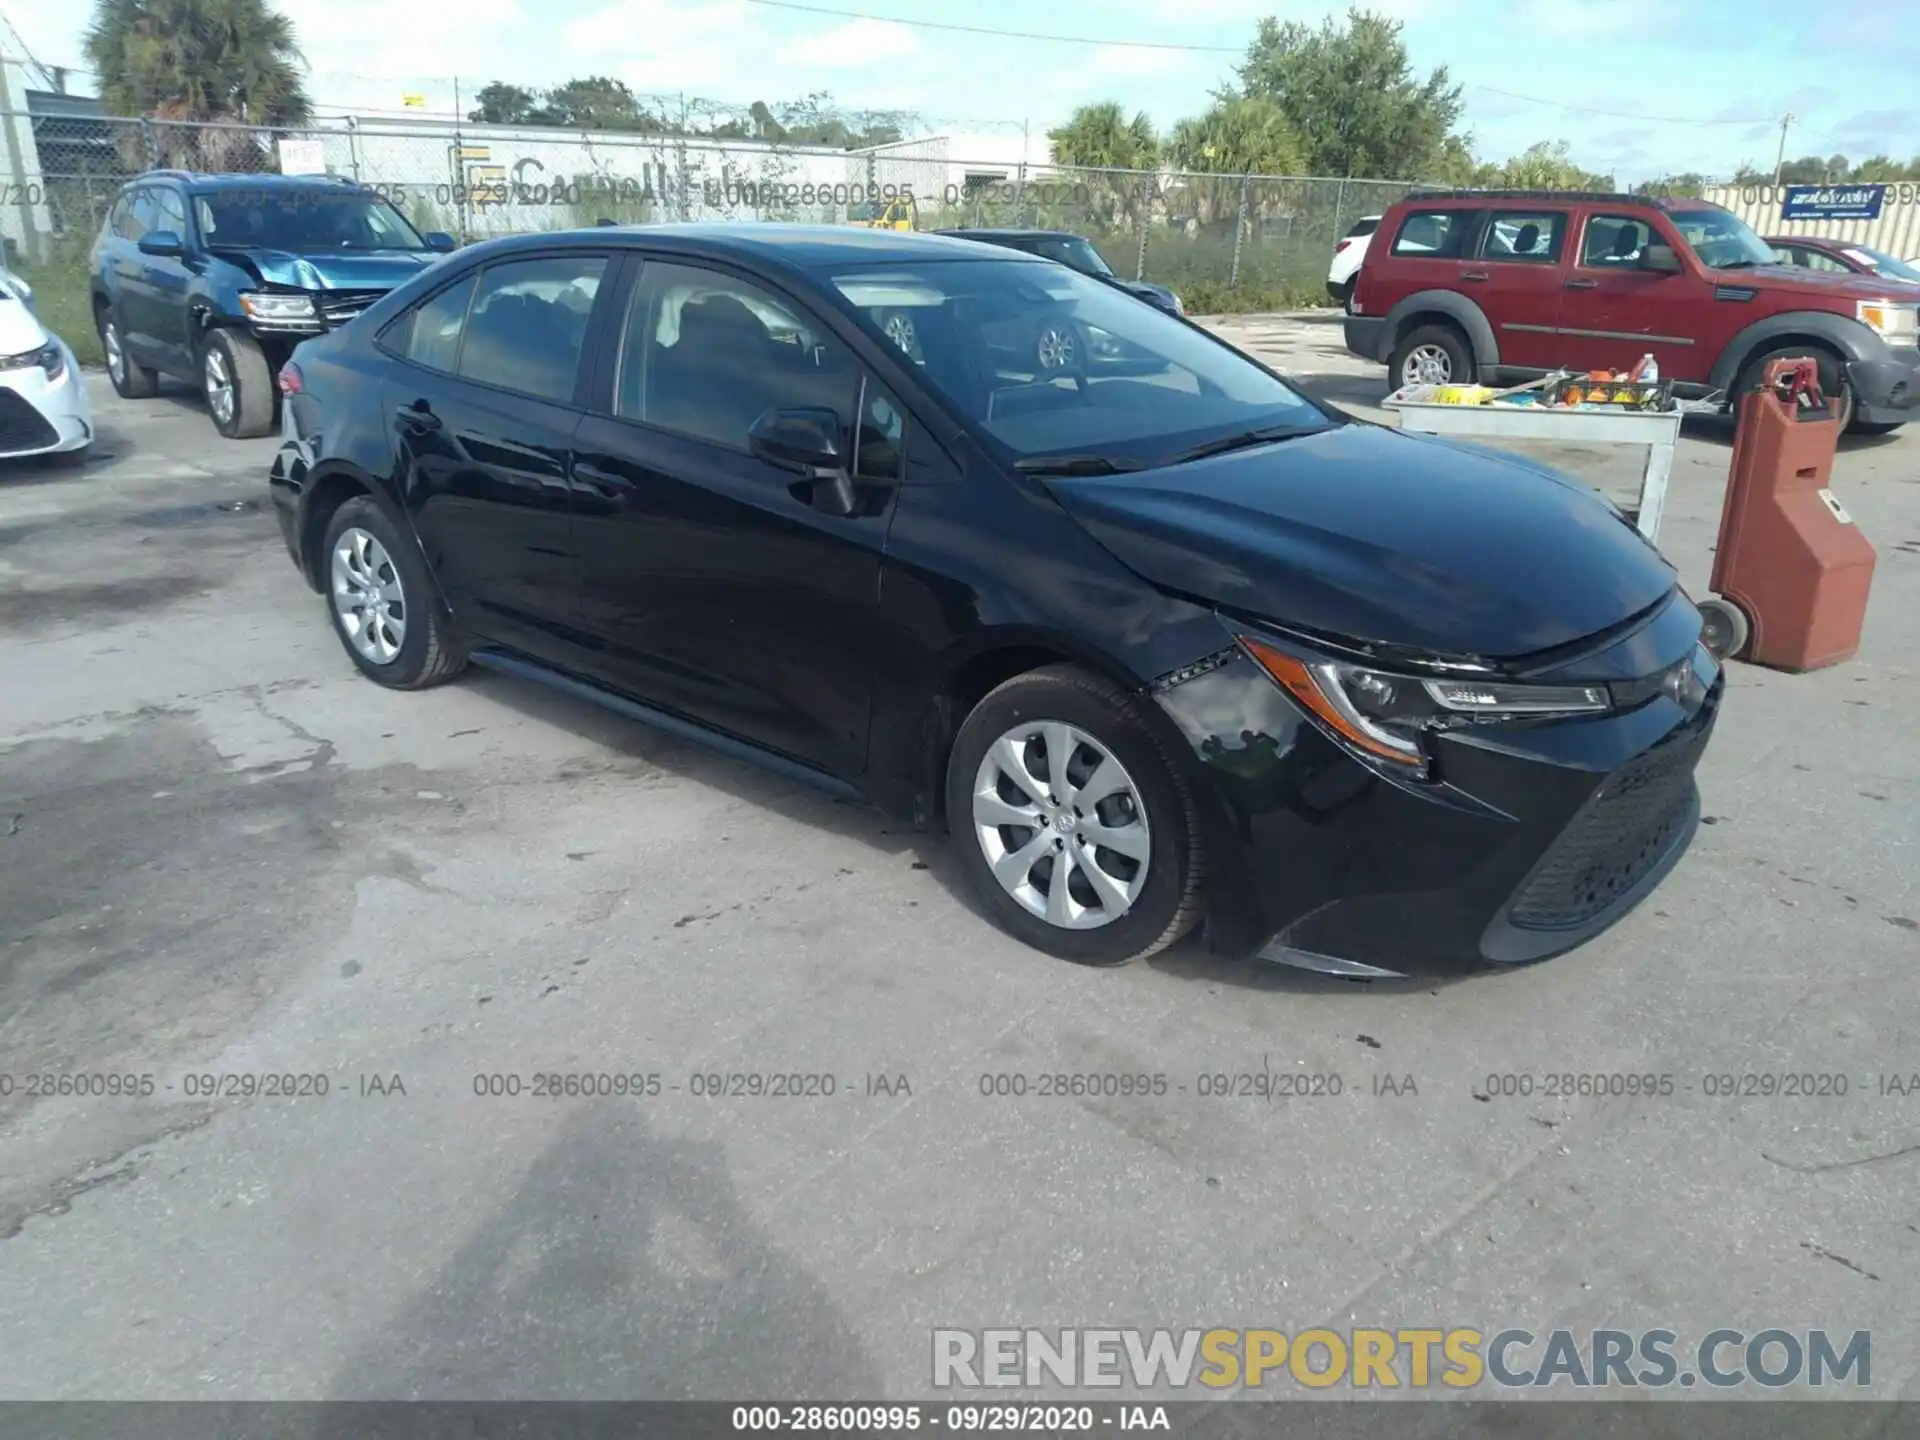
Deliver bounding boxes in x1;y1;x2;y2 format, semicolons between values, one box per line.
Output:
1460;270;1490;281
1565;278;1599;290
393;404;441;432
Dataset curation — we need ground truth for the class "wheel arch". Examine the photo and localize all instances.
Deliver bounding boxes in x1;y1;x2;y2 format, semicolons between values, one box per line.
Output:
298;461;448;622
1707;312;1880;395
1381;289;1499;371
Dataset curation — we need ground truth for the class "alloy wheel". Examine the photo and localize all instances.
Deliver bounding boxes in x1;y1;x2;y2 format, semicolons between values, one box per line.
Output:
1037;322;1077;372
103;319;124;384
882;311;917;354
1402;343;1451;386
204;345;235;426
971;721;1151;930
331;527;408;665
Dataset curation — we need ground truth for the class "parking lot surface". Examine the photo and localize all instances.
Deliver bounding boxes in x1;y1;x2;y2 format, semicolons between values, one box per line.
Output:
2;322;1917;1408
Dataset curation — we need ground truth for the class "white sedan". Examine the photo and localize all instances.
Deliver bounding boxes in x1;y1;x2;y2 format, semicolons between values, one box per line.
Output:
0;269;92;464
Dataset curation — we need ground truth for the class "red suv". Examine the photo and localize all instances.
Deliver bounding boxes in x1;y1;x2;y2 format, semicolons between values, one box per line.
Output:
1344;190;1919;435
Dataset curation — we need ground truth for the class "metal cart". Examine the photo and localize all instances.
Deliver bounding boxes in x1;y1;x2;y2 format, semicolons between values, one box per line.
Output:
1383;386;1684;545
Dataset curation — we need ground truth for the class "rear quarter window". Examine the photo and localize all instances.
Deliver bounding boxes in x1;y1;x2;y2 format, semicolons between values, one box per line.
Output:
1390;210;1476;259
1347;217;1380;238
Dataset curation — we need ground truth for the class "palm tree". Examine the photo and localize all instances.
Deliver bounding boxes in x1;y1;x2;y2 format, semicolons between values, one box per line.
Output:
85;0;312;171
1046;102;1159;231
1164;94;1305;226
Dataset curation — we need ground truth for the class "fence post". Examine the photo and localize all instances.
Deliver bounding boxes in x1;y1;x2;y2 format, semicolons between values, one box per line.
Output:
1134;171;1151;281
1013;160;1026;228
1332;176;1348;249
140;117;159;171
1229;173;1250;288
346;115;361;182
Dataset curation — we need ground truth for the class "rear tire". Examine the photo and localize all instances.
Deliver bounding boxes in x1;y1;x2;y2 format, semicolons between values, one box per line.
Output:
1389;322;1472;389
99;307;158;399
202;327;277;439
945;664;1205;966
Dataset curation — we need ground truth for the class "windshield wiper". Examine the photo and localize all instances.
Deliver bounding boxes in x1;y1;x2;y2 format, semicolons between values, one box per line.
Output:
1163;423;1320;466
1013;454;1147;476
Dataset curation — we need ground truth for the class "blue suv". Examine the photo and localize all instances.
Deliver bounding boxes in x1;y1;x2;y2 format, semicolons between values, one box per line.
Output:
89;172;456;438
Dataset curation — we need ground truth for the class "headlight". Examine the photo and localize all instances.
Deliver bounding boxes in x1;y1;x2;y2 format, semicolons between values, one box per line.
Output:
1856;299;1918;340
1240;636;1609;773
239;292;318;322
0;342;64;378
1171;293;1184;314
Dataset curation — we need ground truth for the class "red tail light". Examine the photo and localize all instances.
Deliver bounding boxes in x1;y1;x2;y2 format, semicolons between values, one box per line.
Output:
1334;239;1352;253
278;363;303;396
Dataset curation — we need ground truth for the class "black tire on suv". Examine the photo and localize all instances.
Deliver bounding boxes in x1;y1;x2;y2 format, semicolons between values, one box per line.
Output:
1389;322;1473;390
1732;343;1901;437
98;306;159;399
201;327;278;439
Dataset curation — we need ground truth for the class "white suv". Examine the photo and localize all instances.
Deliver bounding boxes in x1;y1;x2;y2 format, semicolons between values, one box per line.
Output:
1326;215;1381;308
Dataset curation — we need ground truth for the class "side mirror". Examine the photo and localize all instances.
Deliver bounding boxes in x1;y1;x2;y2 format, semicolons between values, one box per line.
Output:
138;230;184;258
749;407;845;472
749;407;855;515
1640;244;1681;273
424;232;457;252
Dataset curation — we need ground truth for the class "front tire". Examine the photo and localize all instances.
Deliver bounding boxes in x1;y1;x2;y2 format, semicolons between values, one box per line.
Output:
945;664;1205;966
1733;346;1853;434
201;327;276;439
321;497;467;689
99;308;158;399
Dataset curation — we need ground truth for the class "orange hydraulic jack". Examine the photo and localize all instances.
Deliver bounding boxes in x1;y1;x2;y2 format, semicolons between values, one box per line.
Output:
1698;357;1876;670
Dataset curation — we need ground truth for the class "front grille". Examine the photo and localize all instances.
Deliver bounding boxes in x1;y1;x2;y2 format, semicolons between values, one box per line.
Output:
317;289;387;327
1508;724;1710;930
0;388;58;454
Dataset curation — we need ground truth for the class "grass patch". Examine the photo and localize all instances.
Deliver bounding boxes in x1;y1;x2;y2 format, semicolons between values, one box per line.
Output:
18;243;102;367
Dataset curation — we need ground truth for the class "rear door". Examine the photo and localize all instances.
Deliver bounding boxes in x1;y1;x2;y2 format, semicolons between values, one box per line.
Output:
380;249;615;661
568;255;904;777
1469;206;1569;370
1553;209;1706;380
1366;205;1485;319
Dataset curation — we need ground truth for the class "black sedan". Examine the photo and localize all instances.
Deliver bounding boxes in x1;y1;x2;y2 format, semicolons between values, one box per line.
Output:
269;225;1719;976
936;227;1184;315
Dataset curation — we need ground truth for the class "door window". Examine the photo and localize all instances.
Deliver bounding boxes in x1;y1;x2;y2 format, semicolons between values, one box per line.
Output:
152;188;189;240
390;272;478;373
107;193;135;240
456;255;608;404
615;260;860;449
124;188;159;240
1797;247;1850;274
1581;215;1657;268
1479;211;1564;263
1390;210;1476;258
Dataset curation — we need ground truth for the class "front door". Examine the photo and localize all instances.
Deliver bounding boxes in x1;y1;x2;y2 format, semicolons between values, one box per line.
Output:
144;185;197;376
568;256;903;778
384;251;614;660
1552;211;1704;381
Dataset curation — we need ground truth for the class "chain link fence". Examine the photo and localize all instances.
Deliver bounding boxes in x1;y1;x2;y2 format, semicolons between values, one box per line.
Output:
4;107;1420;313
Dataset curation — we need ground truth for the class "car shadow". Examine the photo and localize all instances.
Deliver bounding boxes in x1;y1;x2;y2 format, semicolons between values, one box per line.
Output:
458;666;1465;997
1285;370;1391;412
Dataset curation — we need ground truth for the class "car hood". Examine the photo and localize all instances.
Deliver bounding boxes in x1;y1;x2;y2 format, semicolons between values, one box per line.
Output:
0;284;49;353
223;249;444;291
1044;422;1678;661
1742;263;1920;299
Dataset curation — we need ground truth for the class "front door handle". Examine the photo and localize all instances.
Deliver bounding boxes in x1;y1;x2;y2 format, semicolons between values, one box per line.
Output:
572;460;628;499
1460;269;1490;281
393;403;441;432
1565;278;1599;290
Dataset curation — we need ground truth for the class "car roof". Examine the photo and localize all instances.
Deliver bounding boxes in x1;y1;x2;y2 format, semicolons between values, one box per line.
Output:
1762;235;1849;248
936;228;1083;241
1394;189;1708;212
134;171;371;193
461;223;1051;271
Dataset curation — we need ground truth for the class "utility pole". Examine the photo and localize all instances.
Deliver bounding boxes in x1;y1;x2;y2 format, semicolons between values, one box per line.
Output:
0;54;39;264
1773;113;1792;189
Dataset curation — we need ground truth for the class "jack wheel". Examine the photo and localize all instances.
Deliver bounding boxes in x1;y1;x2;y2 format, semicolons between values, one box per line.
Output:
1697;596;1750;661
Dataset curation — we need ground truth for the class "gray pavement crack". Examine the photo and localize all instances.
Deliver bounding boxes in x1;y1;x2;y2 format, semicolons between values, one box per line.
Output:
1763;1142;1920;1175
0;1109;216;1242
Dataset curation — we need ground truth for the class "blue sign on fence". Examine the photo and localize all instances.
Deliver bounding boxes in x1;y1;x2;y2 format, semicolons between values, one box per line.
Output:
1781;184;1887;221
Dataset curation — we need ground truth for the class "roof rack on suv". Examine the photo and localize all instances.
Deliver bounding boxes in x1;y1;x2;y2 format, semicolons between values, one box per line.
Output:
1402;188;1702;208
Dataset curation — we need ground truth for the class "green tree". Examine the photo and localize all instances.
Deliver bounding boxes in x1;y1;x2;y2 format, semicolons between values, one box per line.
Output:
1492;140;1612;190
1164;93;1305;225
467;81;539;125
85;0;310;142
532;76;662;132
1633;172;1710;199
1236;7;1463;179
1048;102;1160;170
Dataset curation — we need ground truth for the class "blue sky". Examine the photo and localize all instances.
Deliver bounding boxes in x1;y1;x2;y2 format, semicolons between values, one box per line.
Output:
13;0;1914;182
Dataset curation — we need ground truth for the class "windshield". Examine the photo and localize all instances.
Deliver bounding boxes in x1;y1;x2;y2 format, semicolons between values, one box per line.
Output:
1668;208;1776;270
1023;236;1114;278
829;258;1328;468
193;189;430;252
1844;245;1920;284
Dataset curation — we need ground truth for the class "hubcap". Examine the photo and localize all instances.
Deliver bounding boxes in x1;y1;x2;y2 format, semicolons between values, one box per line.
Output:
205;346;234;425
104;320;124;382
1038;324;1076;371
330;527;407;664
972;721;1151;930
883;312;916;354
1403;343;1452;386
